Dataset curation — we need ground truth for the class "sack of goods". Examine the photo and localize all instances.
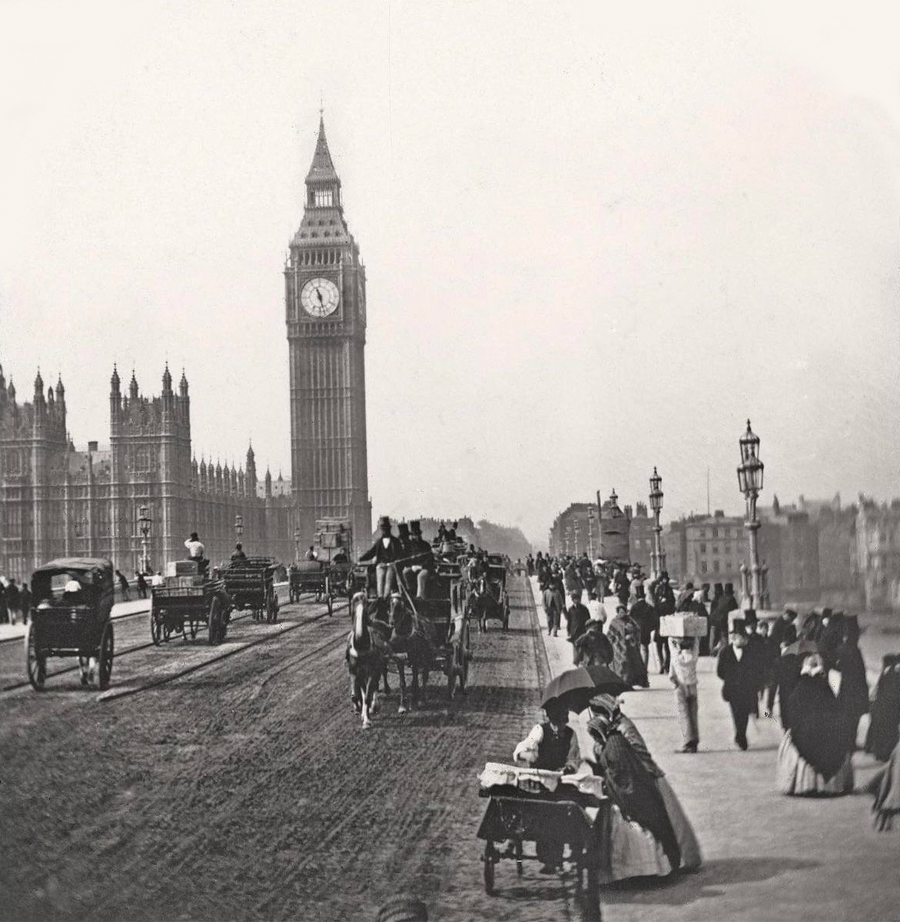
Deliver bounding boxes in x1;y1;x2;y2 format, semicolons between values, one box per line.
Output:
659;613;708;637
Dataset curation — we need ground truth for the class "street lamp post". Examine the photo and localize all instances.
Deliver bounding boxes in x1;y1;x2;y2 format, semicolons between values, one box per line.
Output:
737;419;765;610
138;504;152;575
235;514;244;545
574;519;580;556
293;527;302;563
587;507;595;559
649;467;665;580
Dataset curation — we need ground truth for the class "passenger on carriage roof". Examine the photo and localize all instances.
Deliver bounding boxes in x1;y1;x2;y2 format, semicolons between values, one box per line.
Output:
359;516;403;598
403;520;434;600
304;545;318;561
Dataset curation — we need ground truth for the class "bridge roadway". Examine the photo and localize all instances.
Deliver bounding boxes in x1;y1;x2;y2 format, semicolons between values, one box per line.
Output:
0;577;565;921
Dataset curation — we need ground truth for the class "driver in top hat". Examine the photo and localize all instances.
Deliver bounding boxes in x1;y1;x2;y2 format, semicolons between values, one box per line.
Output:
402;520;435;599
359;516;403;598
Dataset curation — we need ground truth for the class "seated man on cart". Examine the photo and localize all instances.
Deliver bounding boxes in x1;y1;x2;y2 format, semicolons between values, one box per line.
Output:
358;516;403;598
184;532;210;579
402;520;435;600
513;697;582;873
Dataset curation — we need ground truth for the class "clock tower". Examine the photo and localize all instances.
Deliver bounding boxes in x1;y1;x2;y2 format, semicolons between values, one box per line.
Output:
285;115;371;549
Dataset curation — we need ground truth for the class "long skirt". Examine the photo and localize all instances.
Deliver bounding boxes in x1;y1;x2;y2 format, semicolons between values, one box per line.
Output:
596;778;701;882
776;731;854;796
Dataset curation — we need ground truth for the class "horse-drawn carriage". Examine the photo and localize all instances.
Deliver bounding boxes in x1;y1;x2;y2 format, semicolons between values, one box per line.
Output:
288;560;351;615
25;557;116;691
346;556;472;727
468;553;510;632
224;557;279;623
150;560;232;646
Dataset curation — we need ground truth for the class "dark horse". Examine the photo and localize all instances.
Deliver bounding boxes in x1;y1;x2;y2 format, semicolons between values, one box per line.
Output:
468;576;506;633
346;592;390;729
388;593;437;713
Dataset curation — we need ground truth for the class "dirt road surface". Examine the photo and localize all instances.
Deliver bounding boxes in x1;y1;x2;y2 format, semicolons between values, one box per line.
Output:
1;579;575;922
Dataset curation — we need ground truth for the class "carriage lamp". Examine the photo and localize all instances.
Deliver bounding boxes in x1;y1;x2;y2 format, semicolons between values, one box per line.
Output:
737;420;764;609
138;504;152;574
235;514;244;542
649;467;665;579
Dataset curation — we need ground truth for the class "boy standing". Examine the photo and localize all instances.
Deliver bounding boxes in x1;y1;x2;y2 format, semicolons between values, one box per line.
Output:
669;636;700;753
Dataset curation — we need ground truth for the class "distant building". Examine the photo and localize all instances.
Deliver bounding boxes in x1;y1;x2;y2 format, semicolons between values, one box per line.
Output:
627;502;655;573
549;503;597;557
856;496;900;612
669;511;746;591
0;364;293;581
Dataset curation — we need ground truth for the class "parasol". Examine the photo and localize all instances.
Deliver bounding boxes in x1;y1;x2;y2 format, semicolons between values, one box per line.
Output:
783;639;819;657
542;665;630;712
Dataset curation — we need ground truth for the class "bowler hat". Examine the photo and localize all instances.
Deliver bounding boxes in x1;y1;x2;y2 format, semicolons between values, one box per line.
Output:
378;516;392;530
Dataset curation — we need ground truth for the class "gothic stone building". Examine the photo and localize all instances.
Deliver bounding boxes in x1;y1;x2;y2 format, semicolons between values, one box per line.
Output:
284;115;372;548
0;364;293;581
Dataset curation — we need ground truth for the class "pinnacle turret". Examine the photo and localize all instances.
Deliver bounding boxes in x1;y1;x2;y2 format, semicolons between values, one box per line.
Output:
129;370;139;399
162;363;173;393
111;365;121;393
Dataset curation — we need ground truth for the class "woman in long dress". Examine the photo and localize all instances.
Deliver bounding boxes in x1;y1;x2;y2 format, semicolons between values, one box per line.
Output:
776;652;854;796
606;603;649;688
585;694;701;880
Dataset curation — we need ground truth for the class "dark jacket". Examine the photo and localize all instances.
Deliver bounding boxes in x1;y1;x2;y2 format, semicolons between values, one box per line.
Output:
566;602;591;643
359;534;404;565
717;644;761;713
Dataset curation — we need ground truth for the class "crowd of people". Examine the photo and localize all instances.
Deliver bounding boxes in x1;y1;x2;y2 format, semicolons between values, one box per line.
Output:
523;552;899;828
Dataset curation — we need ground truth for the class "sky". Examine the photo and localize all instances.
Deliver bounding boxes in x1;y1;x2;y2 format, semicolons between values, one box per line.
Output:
1;0;898;547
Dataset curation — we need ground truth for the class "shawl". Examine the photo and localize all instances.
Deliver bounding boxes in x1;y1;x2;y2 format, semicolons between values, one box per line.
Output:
787;675;851;779
594;730;681;871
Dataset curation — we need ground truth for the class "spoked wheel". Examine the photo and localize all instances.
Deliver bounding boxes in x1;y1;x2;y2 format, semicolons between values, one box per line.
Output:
515;839;524;877
208;597;223;645
325;577;333;616
150;604;163;646
447;652;457;700
25;622;47;691
184;614;198;641
460;623;470;694
98;623;114;691
582;863;601;922
483;840;496;895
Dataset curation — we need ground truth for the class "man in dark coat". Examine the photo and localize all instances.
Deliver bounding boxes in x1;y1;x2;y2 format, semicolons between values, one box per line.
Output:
565;589;591;650
359;516;403;598
650;573;675;674
716;620;761;750
629;587;657;670
769;607;798;649
402;520;435;599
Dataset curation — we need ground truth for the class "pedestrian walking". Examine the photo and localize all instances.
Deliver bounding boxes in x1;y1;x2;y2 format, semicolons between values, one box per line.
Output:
756;620;780;717
669;637;700;753
565;588;591;652
650;573;675;674
716;620;761;750
135;571;148;599
6;579;21;625
0;580;7;625
542;582;563;637
586;589;605;625
629;588;656;669
116;570;130;601
836;615;869;751
19;582;31;625
865;655;900;762
607;603;649;688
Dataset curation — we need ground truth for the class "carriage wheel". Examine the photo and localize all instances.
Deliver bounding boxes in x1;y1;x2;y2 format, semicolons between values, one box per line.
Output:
150;604;163;646
515;839;524;876
97;623;114;691
483;841;496;895
268;591;279;624
460;625;470;693
503;594;510;632
25;622;47;691
325;576;333;616
208;597;224;645
582;863;601;922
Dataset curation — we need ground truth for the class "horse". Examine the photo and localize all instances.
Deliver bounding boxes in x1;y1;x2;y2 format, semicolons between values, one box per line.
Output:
388;592;437;713
469;576;505;633
346;592;391;729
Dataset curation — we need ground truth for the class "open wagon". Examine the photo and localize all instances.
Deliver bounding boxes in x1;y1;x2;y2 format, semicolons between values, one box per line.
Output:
150;561;232;645
288;561;339;614
26;558;116;691
224;557;279;623
477;762;608;922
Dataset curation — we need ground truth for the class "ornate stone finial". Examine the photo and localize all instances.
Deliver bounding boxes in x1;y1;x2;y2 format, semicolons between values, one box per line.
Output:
111;364;121;392
162;363;173;392
179;368;189;396
129;369;139;398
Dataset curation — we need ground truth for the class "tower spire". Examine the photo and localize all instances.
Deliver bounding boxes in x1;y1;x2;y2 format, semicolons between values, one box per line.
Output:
305;112;339;187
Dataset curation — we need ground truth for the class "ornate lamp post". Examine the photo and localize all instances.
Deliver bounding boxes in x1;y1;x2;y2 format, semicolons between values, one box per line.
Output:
574;519;581;556
587;507;595;559
235;514;244;545
737;420;765;609
649;467;665;579
138;504;152;574
293;527;302;563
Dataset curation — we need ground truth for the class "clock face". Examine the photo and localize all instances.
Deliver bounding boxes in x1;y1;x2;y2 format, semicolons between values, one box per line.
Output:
300;278;340;318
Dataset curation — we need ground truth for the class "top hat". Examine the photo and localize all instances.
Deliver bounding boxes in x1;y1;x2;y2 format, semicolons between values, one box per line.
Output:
398;522;410;535
378;516;392;530
409;520;422;534
730;619;747;636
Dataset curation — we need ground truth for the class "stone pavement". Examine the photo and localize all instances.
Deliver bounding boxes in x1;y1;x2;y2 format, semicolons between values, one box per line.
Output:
529;577;899;922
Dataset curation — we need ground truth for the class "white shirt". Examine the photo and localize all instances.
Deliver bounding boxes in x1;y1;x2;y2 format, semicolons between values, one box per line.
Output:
587;599;605;623
669;639;699;686
151;573;164;586
184;538;205;558
382;537;391;549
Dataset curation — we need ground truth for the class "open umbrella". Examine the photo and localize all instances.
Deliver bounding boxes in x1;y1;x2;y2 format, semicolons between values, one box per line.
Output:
542;667;594;707
784;639;819;657
542;666;630;713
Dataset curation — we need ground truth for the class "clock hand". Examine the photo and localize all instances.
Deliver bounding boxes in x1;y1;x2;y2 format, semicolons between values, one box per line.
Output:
316;288;324;305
